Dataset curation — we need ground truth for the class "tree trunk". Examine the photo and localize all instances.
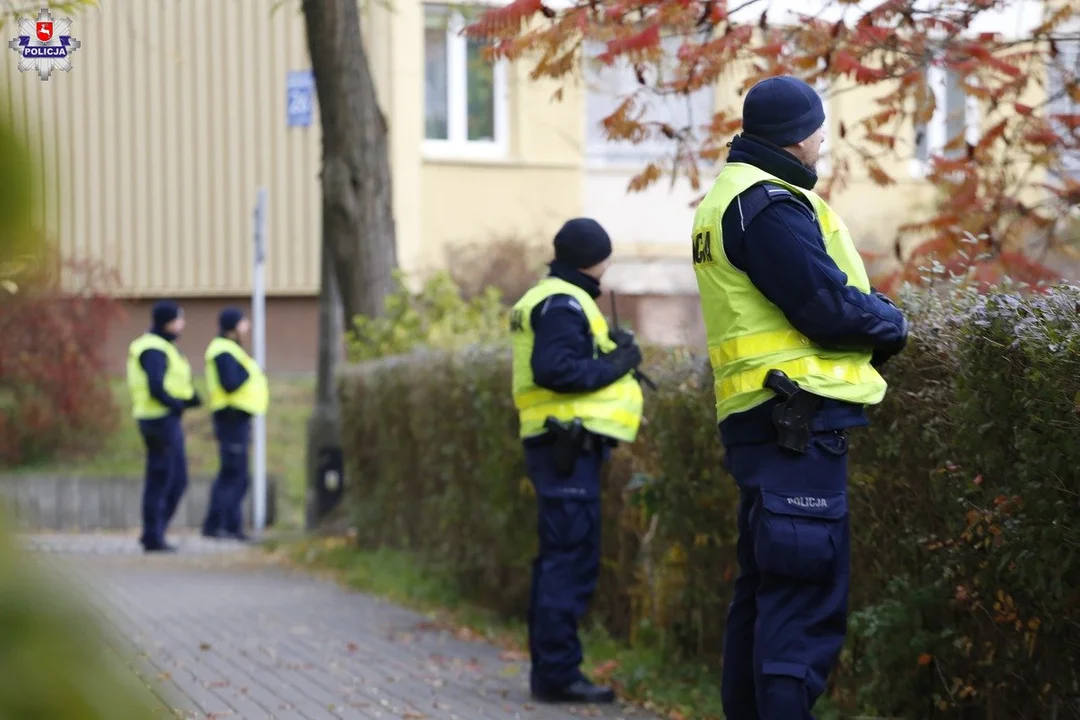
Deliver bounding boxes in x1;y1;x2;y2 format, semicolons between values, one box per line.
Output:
301;0;396;527
302;0;398;331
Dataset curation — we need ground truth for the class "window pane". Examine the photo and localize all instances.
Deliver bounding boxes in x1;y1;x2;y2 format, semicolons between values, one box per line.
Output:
1048;37;1080;182
466;38;495;141
582;36;714;165
942;68;967;159
424;7;449;140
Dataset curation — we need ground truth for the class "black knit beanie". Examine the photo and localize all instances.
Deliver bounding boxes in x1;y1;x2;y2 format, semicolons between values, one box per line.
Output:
742;76;826;147
553;218;612;269
151;300;181;330
219;307;244;334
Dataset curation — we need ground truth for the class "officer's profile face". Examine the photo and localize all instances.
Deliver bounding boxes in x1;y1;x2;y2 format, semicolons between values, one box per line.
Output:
166;315;185;336
237;317;251;340
797;125;827;169
582;256;612;281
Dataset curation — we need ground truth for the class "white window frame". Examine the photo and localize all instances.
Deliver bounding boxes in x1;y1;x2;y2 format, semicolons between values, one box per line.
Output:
582;35;716;170
1047;30;1080;184
422;4;510;161
910;61;981;178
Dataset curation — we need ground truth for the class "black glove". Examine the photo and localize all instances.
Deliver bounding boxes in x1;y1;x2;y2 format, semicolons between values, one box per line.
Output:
609;328;635;348
605;343;643;378
871;313;909;368
184;392;203;409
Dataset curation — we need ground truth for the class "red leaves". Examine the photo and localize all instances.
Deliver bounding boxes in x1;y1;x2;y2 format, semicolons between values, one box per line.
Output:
865;132;897;150
852;23;892;46
865;160;895;186
0;251;123;467
628;161;665;193
598;24;662;64
1024;127;1060;146
753;40;785;59
467;0;549;38
483;0;1076;291
829;49;888;83
831;50;861;75
1050;113;1080;132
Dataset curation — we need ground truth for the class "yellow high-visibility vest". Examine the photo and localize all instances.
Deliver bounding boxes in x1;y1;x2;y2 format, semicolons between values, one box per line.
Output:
204;337;269;416
510;277;644;443
126;333;195;420
691;162;887;423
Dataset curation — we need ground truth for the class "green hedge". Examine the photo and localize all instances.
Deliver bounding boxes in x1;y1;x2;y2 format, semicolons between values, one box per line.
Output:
338;283;1080;718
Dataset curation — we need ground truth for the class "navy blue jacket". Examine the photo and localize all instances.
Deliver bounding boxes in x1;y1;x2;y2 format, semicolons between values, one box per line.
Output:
138;329;186;416
717;134;908;445
522;261;624;448
211;338;252;424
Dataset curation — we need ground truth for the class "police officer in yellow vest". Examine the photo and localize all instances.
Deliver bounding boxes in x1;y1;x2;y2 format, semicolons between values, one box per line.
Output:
201;308;268;541
510;218;645;705
126;300;201;553
692;76;909;719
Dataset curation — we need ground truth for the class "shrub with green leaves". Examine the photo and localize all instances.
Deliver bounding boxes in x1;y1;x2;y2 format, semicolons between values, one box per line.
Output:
346;270;508;362
338;279;1080;718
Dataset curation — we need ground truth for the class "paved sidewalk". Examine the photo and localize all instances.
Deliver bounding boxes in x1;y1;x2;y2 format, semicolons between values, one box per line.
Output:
24;533;661;720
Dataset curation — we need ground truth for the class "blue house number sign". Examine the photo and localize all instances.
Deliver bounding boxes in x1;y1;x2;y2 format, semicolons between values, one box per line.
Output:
287;70;315;128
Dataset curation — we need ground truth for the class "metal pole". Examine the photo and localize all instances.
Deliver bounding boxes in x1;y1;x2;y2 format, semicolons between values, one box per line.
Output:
252;187;268;535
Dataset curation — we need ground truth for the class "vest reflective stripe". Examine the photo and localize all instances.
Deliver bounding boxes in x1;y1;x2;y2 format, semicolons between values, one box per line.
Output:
692;162;887;423
126;333;194;420
205;337;269;416
510;277;644;443
710;352;885;399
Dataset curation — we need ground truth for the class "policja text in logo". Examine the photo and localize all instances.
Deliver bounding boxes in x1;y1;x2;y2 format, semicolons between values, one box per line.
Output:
786;496;829;509
8;7;81;81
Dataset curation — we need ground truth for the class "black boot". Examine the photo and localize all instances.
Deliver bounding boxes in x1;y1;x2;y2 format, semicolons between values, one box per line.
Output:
532;679;615;704
143;543;177;554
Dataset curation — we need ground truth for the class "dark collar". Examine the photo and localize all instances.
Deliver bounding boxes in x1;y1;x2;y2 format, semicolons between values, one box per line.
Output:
150;327;177;343
727;134;818;190
548;260;602;299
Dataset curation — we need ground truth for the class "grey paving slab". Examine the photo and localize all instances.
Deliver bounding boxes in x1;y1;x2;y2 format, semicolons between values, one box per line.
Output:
22;533;662;720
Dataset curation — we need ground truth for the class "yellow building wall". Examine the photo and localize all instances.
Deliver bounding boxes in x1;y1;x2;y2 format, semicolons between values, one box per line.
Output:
2;0;582;295
1;0;323;297
4;0;1050;298
418;57;585;271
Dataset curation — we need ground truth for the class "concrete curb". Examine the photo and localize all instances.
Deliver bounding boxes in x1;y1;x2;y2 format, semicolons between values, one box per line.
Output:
0;474;277;532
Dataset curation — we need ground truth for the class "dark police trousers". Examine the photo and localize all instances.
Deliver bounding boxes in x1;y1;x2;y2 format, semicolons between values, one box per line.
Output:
203;414;251;536
721;430;851;720
137;414;189;549
524;438;609;694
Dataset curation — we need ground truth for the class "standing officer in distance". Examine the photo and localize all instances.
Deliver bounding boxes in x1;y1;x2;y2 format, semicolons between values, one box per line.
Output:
510;218;646;705
126;300;202;553
691;76;908;719
201;308;269;541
